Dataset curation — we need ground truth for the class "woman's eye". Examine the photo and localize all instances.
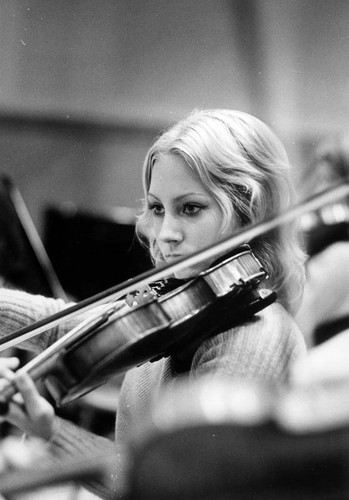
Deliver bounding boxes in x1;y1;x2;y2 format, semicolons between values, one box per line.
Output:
149;203;164;216
183;203;202;216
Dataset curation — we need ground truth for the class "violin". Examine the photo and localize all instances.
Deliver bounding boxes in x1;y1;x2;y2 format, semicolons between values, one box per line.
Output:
0;246;275;408
0;182;349;410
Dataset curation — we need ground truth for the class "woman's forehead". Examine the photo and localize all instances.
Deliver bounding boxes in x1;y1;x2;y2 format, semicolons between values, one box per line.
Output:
149;154;205;193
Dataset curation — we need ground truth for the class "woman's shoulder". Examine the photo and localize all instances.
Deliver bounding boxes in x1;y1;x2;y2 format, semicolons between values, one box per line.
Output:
214;301;303;343
190;301;306;384
259;301;303;336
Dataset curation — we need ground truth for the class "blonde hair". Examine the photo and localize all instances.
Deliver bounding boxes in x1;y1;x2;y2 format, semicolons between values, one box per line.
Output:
137;109;306;313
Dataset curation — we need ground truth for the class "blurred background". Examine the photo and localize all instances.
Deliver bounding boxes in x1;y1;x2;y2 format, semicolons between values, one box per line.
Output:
0;0;348;298
0;2;349;497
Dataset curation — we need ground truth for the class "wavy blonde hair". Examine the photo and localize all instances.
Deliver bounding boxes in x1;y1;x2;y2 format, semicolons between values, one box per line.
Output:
136;109;306;313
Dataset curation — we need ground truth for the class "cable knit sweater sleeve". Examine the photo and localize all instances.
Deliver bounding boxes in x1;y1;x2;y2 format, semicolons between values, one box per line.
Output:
0;287;127;499
47;418;127;499
0;288;78;352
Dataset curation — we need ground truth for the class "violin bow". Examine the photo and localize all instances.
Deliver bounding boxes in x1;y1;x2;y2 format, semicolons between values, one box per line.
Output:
1;181;349;352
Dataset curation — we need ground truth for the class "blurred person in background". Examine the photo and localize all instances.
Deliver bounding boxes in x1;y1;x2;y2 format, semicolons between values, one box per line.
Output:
296;133;349;347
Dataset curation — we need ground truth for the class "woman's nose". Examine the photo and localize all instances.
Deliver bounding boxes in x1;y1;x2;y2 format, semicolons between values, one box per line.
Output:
158;213;182;243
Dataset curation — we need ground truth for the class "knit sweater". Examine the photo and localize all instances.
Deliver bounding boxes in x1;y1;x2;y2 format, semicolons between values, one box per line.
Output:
0;288;306;499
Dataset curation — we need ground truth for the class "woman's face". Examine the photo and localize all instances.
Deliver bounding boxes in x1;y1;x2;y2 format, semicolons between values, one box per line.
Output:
147;153;234;278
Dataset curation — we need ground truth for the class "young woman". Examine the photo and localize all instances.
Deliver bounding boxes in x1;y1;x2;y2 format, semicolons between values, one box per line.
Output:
0;109;306;499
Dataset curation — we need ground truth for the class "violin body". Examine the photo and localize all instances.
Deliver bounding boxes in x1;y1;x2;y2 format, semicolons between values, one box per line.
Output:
45;299;173;404
43;246;275;405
